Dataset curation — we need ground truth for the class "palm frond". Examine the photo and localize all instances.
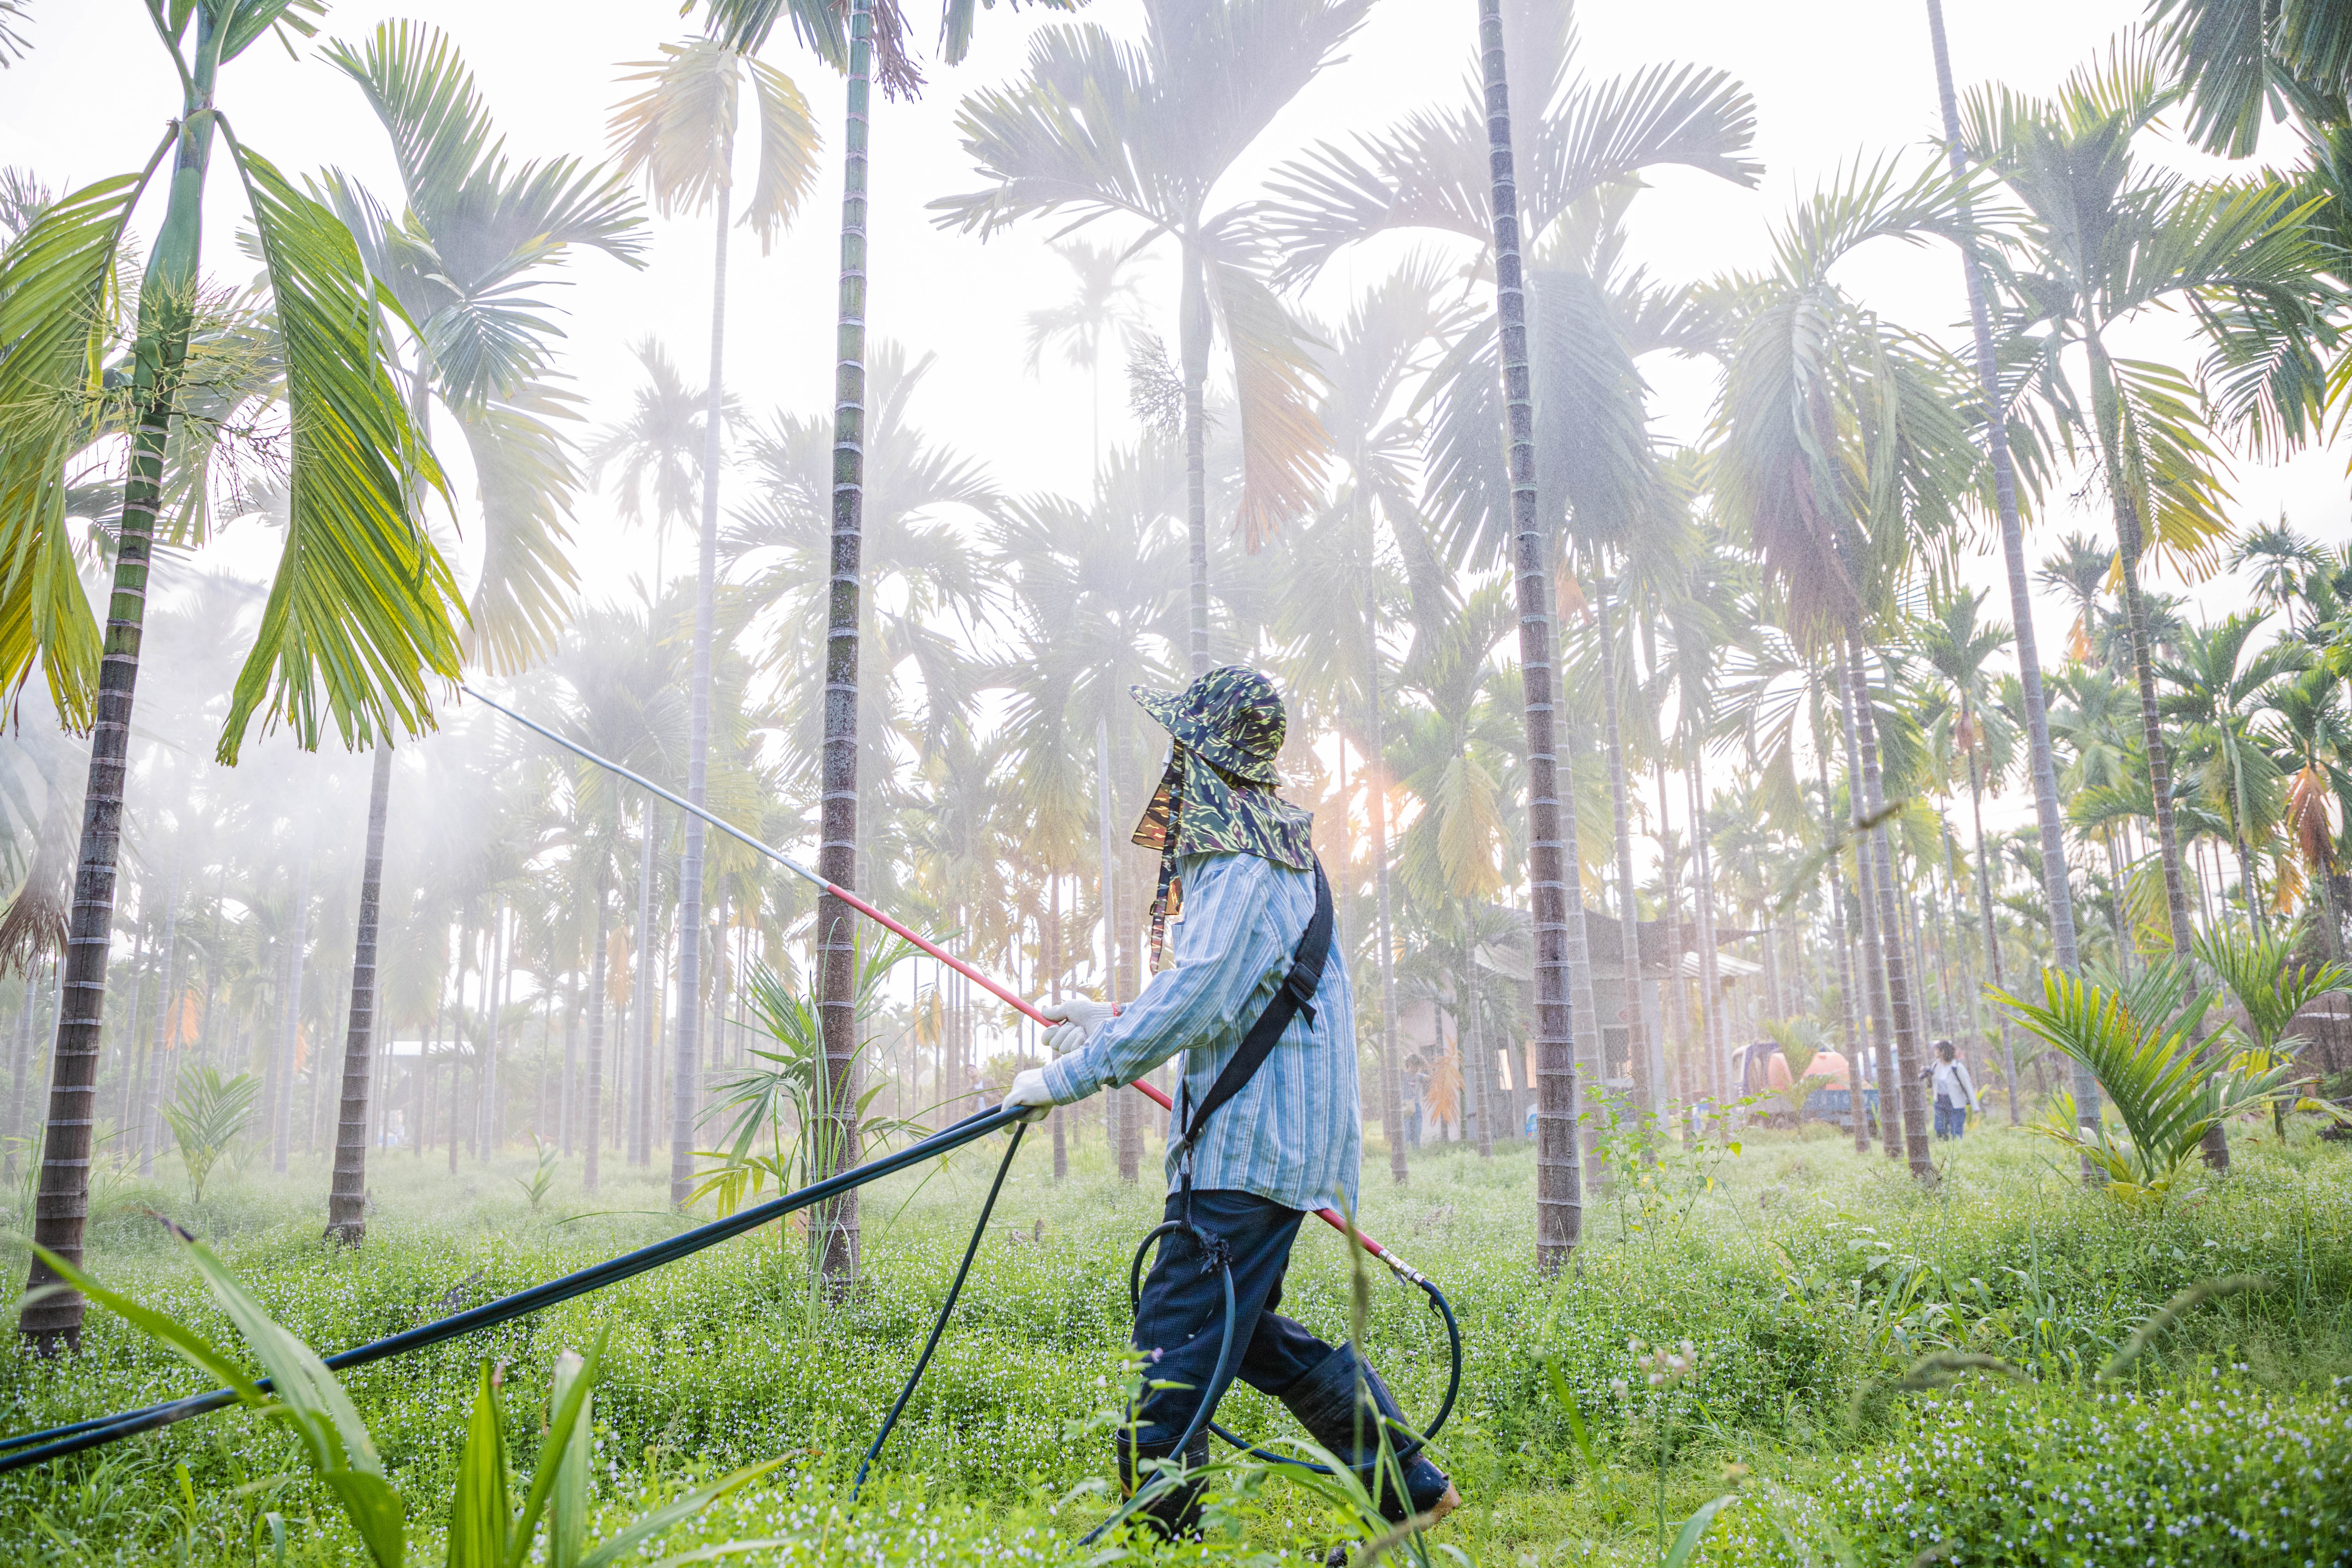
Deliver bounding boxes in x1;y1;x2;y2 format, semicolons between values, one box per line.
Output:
0;0;31;67
216;138;466;763
0;167;153;727
214;1;326;63
328;22;646;301
1207;255;1331;551
457;386;586;675
610;41;824;255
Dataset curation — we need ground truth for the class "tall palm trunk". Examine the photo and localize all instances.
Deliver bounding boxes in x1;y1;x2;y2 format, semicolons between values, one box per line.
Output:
1460;909;1494;1156
20;26;220;1352
1594;585;1655;1118
1559;718;1607;1182
1965;740;2023;1124
7;976;36;1175
273;846;312;1175
1478;0;1580;1265
1095;716;1138;1181
1654;751;1689;1094
1688;744;1726;1102
1814;726;1868;1151
585;867;611;1193
325;744;394;1243
1048;874;1066;1180
137;851;183;1176
632;810;656;1166
1180;245;1211;677
1924;0;2099;1161
814;0;875;1286
1837;660;1900;1157
1363;583;1408;1184
480;899;506;1159
1848;632;1932;1181
673;139;735;1215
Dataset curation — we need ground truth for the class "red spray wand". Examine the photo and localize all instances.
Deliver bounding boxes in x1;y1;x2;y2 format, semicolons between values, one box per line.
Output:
461;686;1423;1281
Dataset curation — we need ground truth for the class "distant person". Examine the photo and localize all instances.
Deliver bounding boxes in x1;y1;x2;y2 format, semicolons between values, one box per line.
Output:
1402;1053;1428;1149
1926;1039;1978;1140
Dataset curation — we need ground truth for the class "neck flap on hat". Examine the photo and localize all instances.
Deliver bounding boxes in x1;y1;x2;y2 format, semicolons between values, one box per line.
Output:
1131;747;1315;968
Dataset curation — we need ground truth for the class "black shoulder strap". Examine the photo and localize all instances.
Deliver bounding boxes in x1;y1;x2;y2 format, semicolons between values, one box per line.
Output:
1176;858;1334;1157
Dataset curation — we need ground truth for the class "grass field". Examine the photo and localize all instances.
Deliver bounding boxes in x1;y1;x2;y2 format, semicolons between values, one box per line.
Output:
2;1113;2349;1566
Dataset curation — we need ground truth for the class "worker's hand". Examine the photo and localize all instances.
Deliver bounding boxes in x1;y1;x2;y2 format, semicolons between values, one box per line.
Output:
1039;997;1116;1057
1003;1066;1055;1124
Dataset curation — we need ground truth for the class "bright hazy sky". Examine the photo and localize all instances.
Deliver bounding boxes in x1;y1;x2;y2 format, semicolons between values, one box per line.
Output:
3;0;2344;837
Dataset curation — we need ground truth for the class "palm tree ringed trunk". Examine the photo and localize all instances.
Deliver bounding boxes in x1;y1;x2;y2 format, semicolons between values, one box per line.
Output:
20;49;224;1350
137;851;184;1176
1837;656;1901;1158
1594;584;1656;1121
673;154;735;1214
1816;730;1868;1152
1363;582;1409;1184
1924;0;2101;1168
815;0;875;1286
1848;631;1933;1181
632;811;656;1166
585;870;610;1194
1477;0;1581;1269
1179;241;1211;677
325;743;394;1244
1964;739;2023;1124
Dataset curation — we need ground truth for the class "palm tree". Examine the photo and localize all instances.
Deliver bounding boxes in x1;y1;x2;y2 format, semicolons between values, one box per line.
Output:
1919;590;2026;1122
2039;534;2117;667
1268;1;1758;1260
588;341;726;586
2269;665;2352;960
1708;160;1985;1184
2234;518;2325;631
2;5;466;1349
933;0;1365;677
543;609;691;1191
726;336;997;1271
317;19;647;1246
1390;584;1518;1153
1025;240;1146;469
1922;0;2090;1006
701;0;1040;1288
2159;612;2305;933
1965;43;2331;957
985;439;1188;1176
1265;262;1468;1182
610;33;822;1211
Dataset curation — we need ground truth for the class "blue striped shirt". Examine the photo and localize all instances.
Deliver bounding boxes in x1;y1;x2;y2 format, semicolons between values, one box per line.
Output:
1044;851;1359;1214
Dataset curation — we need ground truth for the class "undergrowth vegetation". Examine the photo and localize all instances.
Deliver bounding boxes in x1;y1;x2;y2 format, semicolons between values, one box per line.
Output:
2;1119;2348;1566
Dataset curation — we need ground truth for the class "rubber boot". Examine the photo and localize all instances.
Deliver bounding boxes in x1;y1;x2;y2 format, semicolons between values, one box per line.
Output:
1278;1343;1456;1524
1118;1431;1210;1540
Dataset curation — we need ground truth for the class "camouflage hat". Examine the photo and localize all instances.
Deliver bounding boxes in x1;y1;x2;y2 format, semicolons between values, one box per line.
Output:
1131;665;1286;787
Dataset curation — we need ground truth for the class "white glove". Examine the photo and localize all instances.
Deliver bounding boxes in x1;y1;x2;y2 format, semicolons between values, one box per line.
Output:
1039;997;1117;1057
1003;1066;1055;1123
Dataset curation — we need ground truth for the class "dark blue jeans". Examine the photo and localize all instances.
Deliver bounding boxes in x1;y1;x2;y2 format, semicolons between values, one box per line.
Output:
1934;1102;1967;1139
1129;1189;1333;1452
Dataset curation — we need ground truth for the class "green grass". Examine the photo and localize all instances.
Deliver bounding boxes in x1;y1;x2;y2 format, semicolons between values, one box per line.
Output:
2;1113;2349;1565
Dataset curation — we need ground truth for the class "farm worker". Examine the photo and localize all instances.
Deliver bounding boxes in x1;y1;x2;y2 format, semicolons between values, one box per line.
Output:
1004;665;1461;1539
1926;1039;1979;1139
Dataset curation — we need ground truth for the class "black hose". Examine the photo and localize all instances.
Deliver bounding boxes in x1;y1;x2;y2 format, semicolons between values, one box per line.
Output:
1204;1272;1464;1472
849;1121;1028;1500
0;1102;1028;1474
1072;1218;1237;1547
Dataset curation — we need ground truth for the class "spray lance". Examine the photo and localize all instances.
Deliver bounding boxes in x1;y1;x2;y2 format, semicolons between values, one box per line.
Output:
0;685;1461;1523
